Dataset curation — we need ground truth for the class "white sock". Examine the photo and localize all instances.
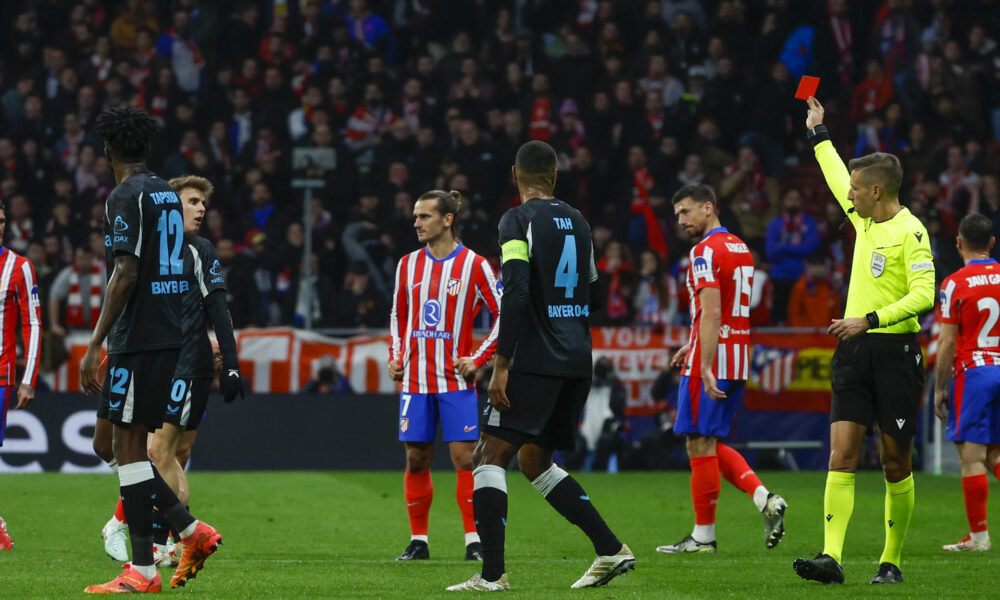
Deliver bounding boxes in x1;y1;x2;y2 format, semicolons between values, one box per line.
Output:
971;530;989;543
109;516;125;528
410;534;428;543
753;486;770;512
178;520;199;539
153;543;168;554
692;524;715;543
132;563;156;579
464;531;480;546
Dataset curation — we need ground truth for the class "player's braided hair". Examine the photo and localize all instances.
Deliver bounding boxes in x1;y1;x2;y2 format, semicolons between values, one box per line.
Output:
418;189;462;241
94;106;159;162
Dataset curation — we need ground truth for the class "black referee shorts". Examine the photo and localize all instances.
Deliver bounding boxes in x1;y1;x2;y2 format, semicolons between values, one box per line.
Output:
483;371;590;452
830;333;924;442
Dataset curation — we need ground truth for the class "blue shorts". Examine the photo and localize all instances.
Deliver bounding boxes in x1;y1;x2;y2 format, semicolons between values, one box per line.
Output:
0;386;12;446
399;388;479;443
948;366;1000;444
674;375;745;438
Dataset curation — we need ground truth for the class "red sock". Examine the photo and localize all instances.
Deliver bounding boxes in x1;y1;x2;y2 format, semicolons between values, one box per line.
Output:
456;469;476;534
114;497;126;524
404;469;433;536
717;443;763;495
993;462;1000;483
962;474;989;533
690;455;720;526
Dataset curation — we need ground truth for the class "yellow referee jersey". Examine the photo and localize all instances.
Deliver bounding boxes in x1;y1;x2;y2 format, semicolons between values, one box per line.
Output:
814;140;935;333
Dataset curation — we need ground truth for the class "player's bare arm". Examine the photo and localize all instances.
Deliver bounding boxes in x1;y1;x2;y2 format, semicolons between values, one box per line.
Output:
671;344;690;369
487;355;511;412
697;287;726;400
14;385;34;410
81;254;139;395
934;323;959;422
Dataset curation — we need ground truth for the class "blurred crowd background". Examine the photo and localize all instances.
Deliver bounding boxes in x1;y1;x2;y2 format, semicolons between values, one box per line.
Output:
1;0;998;337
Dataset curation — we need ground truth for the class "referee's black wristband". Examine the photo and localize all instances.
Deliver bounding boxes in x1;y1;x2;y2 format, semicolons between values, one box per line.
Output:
807;124;830;146
866;312;880;330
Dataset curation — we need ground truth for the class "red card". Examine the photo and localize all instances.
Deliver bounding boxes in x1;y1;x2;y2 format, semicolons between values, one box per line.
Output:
795;76;820;100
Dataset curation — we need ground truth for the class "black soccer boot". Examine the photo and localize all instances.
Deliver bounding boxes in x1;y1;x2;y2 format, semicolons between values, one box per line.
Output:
869;562;903;584
793;553;845;584
464;541;483;561
396;540;430;561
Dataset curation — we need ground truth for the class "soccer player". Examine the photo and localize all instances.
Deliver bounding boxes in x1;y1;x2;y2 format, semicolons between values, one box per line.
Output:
0;199;43;551
80;107;222;593
793;97;934;585
388;189;501;561
934;213;1000;552
655;183;787;555
448;141;634;592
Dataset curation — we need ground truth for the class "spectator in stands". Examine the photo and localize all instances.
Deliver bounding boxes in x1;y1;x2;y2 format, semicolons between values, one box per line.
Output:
336;260;387;329
47;244;105;339
787;252;843;329
633;249;678;327
282;252;336;328
766;189;820;323
748;247;774;327
719;145;778;250
301;357;353;395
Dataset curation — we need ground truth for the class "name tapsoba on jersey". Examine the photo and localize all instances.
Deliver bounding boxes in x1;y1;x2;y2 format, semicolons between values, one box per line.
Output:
104;172;187;355
684;227;753;381
391;245;501;394
174;235;228;379
939;258;1000;375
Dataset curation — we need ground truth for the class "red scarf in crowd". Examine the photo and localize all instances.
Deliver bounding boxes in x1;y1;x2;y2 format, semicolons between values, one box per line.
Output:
629;167;669;261
529;97;553;141
66;262;101;328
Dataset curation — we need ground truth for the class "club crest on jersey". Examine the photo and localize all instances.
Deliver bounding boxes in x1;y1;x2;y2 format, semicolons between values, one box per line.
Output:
871;251;886;278
400;418;409;432
447;278;462;296
422;299;442;327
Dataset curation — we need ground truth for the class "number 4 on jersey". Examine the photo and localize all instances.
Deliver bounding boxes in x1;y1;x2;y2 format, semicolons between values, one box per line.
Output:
555;235;579;299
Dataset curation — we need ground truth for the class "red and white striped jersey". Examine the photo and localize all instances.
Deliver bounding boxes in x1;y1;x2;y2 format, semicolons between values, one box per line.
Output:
683;227;753;381
938;259;1000;376
390;245;501;394
0;248;42;387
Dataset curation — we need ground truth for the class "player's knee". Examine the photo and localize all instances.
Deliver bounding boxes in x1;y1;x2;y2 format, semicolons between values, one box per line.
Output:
405;449;432;472
828;451;859;473
176;448;192;469
685;435;714;458
880;454;911;482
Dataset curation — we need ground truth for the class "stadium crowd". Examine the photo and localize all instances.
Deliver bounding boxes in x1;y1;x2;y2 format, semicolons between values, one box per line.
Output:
0;0;998;337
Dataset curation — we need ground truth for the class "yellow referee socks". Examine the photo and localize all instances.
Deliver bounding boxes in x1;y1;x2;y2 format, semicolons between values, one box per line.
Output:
822;471;855;564
879;474;915;567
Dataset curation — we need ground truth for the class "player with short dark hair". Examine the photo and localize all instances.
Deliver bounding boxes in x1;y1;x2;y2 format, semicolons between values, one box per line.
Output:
793;97;934;585
0;199;43;551
81;107;222;593
389;188;500;561
448;141;634;592
655;183;787;555
935;213;1000;552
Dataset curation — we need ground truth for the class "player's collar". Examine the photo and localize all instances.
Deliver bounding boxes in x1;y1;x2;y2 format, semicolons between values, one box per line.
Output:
424;243;465;263
703;227;729;238
968;258;997;265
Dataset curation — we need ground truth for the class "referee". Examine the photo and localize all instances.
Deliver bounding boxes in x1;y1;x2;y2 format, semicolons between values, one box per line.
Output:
793;97;935;586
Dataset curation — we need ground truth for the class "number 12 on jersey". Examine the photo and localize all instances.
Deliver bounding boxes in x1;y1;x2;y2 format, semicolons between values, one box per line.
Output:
555;235;579;298
157;209;184;275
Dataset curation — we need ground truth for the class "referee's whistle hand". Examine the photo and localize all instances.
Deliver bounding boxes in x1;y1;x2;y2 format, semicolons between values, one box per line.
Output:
827;317;868;340
488;368;510;412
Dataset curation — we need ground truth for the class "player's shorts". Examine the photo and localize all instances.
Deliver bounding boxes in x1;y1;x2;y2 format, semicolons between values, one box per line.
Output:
98;349;180;429
162;377;212;431
0;385;14;446
399;388;479;443
830;333;923;441
482;371;591;452
948;365;1000;444
674;375;746;438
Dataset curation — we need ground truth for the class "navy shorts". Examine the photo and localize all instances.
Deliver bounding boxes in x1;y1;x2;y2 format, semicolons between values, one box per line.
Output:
98;349;180;429
162;378;211;431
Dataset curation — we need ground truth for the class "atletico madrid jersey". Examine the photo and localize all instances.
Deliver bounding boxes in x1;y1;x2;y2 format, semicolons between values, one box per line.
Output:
683;227;753;381
390;245;501;394
938;258;1000;376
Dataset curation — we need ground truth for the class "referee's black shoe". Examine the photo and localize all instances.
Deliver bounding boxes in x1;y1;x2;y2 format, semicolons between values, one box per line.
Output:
464;542;483;561
869;562;903;584
396;540;429;561
793;553;844;584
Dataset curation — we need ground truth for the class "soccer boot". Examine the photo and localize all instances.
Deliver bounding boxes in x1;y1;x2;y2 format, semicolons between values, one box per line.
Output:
571;544;635;588
942;534;992;552
446;573;510;591
102;517;129;562
85;566;162;593
793;552;844;584
169;522;222;588
761;493;788;549
464;542;483;561
154;542;180;568
655;534;716;554
870;562;903;584
0;517;11;550
396;539;430;560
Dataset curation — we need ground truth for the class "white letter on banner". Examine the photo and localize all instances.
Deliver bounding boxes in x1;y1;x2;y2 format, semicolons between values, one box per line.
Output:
348;338;394;393
240;332;291;392
0;411;47;473
61;411;112;473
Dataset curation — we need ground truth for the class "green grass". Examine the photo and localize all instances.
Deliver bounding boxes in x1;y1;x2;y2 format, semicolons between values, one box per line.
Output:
1;470;998;598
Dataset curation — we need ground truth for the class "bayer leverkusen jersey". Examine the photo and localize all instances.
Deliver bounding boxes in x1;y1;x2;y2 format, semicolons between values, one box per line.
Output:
938;258;1000;376
683;227;753;381
173;235;228;379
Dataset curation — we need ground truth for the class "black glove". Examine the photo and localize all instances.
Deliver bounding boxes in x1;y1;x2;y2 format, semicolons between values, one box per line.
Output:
219;368;245;403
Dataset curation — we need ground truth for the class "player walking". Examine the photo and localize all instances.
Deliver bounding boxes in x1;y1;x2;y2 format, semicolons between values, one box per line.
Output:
80;107;222;593
389;190;501;561
656;183;787;555
0;200;43;551
934;214;1000;552
793;97;934;585
448;141;633;592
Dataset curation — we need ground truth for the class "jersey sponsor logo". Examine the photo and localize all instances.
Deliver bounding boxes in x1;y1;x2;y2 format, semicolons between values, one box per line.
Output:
693;256;712;280
422;299;442;327
720;325;730;339
210;259;223;276
547;304;590;318
446;278;462;296
400;417;409;432
104;234;112;247
113;216;129;234
412;330;453;340
724;242;750;253
870;251;886;278
966;273;1000;287
910;261;933;272
151;280;191;295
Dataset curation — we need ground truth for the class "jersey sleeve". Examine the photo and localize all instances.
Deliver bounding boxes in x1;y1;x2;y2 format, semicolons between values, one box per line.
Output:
106;185;144;257
15;259;42;386
498;209;529;265
193;238;227;297
937;277;960;324
470;257;501;368
812;139;858;223
875;222;936;327
389;255;408;363
691;243;721;293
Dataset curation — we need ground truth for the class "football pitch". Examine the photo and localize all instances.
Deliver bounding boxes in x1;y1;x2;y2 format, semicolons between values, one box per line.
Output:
1;470;997;598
